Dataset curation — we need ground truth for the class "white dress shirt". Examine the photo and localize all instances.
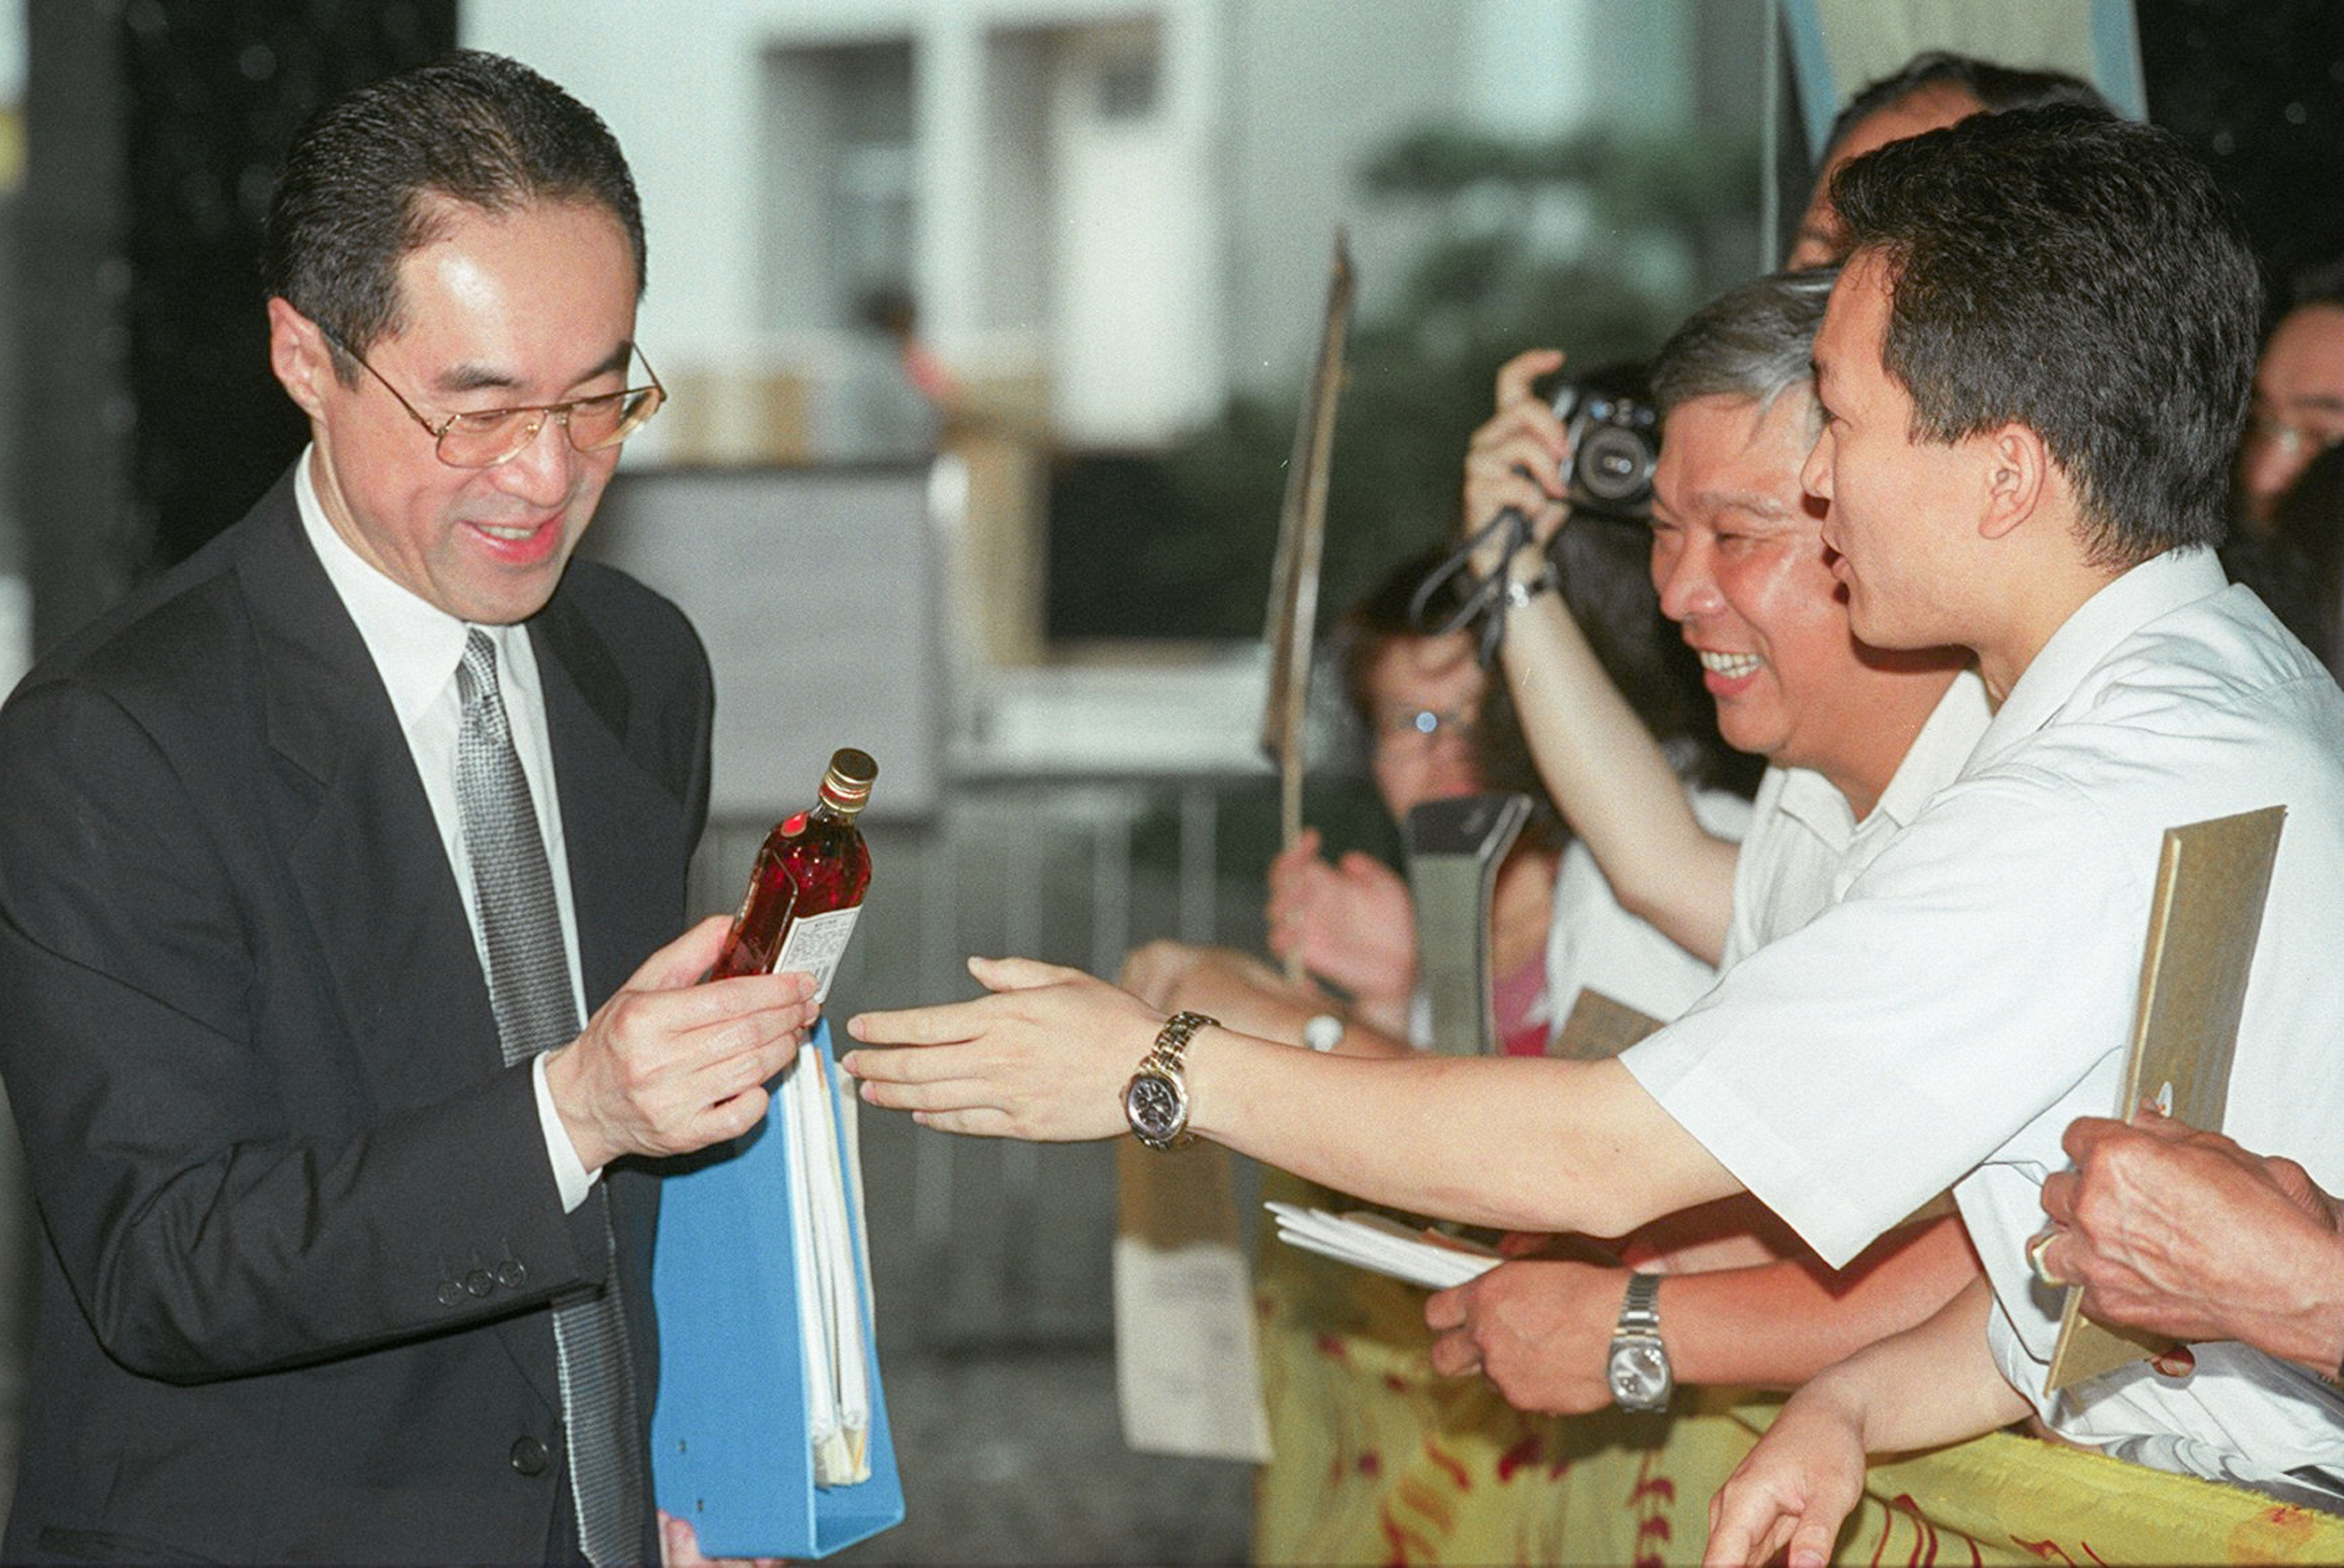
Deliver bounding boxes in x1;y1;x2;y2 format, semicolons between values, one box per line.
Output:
294;450;597;1211
1542;784;1750;1032
1625;548;2344;1491
1722;669;1992;969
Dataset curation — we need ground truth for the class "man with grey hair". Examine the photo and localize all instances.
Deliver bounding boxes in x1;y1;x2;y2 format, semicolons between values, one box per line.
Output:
852;108;2344;1515
1414;269;1988;1415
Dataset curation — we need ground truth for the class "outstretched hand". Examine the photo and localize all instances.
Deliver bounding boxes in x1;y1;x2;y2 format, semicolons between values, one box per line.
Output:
844;956;1163;1141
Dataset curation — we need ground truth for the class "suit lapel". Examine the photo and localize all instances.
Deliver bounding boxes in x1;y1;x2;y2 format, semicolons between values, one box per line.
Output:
237;484;502;1111
235;480;564;1415
532;594;685;1338
532;596;686;1035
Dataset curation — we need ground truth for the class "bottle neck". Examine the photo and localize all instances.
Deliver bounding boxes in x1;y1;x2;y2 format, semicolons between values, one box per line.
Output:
811;793;866;826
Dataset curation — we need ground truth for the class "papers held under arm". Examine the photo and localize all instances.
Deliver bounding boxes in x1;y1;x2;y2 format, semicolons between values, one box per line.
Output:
2045;805;2286;1393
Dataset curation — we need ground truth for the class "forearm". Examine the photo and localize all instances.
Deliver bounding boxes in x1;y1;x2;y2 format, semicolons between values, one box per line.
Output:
1817;1273;2031;1456
2222;1229;2344;1375
1498;592;1738;963
1661;1217;1978;1389
1160;954;1412;1059
1183;1027;1739;1235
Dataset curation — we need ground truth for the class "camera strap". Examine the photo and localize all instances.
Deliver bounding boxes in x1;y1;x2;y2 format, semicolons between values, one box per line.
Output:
1413;500;1652;668
1409;506;1542;668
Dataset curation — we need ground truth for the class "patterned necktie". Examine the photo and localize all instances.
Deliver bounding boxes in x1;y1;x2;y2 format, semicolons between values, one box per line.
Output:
455;628;648;1566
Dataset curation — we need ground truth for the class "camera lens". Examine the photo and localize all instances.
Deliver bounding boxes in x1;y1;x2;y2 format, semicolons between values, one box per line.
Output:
1576;423;1656;505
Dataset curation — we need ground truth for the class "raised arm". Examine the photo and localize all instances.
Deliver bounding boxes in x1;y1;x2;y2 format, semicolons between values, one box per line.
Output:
1466;350;1740;962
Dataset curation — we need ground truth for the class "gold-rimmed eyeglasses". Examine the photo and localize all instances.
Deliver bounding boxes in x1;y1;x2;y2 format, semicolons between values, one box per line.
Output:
328;332;666;469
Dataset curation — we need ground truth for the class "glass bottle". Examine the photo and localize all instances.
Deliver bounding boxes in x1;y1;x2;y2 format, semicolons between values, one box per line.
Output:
709;747;876;998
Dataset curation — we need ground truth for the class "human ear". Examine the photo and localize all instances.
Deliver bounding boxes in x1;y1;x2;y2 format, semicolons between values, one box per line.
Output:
266;297;332;419
1976;424;2048;541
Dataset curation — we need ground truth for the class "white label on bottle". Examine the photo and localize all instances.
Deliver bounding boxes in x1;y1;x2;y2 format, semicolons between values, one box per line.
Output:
772;906;862;1004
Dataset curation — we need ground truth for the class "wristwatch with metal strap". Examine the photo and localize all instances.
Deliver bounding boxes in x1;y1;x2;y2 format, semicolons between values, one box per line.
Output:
1122;1010;1217;1150
1607;1271;1674;1411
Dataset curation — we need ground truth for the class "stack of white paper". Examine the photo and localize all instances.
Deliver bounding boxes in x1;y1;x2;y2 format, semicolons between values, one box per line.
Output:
783;1038;873;1487
1265;1202;1502;1290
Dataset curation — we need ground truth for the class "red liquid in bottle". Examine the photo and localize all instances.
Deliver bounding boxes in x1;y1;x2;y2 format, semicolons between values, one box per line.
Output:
709;748;876;1000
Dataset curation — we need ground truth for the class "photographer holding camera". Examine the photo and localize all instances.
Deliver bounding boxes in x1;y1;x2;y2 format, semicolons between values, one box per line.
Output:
1422;268;1987;1415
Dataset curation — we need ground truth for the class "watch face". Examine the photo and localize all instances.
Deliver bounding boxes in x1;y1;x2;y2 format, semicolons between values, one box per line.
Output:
1609;1339;1671;1408
1124;1069;1187;1143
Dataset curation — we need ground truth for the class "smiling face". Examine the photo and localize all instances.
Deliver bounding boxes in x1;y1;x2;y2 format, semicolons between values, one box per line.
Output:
1651;386;1960;814
1649;391;1848;767
269;197;641;625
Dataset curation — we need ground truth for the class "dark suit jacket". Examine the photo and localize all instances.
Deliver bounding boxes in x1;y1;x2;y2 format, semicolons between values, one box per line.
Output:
0;470;712;1563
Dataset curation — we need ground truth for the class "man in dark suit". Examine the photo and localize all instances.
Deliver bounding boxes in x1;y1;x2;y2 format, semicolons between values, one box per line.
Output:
0;52;809;1564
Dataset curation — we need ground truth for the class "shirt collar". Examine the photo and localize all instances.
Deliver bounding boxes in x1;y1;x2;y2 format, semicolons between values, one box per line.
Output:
1966;547;2227;774
1769;764;1856;848
293;445;525;722
1873;667;1993;828
1769;665;1994;844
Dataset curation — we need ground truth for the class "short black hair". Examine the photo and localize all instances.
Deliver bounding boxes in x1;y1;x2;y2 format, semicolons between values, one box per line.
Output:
1830;105;2261;565
1822;49;2109;164
262;50;646;379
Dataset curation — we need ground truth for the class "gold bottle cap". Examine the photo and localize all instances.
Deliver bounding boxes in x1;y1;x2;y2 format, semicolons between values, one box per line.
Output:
821;747;877;811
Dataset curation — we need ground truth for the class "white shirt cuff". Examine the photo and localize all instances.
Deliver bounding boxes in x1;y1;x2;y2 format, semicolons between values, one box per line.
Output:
532;1051;599;1214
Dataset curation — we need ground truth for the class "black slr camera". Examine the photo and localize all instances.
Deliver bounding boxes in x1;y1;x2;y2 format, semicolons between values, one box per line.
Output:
1551;378;1660;516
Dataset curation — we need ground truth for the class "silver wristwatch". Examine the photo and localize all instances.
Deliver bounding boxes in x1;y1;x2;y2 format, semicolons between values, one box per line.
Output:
1607;1272;1673;1411
1123;1011;1216;1150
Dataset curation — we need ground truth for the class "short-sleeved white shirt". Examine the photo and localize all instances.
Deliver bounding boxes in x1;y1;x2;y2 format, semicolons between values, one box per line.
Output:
1542;785;1751;1032
1625;547;2344;1488
1722;670;1993;969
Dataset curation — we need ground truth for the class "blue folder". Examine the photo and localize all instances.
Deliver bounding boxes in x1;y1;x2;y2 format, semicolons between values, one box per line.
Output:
651;1020;905;1558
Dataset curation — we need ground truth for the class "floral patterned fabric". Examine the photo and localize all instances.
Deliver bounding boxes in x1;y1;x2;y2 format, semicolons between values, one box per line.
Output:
1252;1171;2344;1566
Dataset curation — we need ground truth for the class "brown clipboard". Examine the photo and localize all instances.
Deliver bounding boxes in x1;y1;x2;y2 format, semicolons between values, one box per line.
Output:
2044;805;2286;1392
1112;235;1355;1462
1258;232;1355;981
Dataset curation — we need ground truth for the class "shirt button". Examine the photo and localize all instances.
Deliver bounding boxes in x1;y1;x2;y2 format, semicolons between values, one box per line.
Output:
509;1436;550;1476
465;1269;496;1297
435;1281;465;1308
496;1259;528;1289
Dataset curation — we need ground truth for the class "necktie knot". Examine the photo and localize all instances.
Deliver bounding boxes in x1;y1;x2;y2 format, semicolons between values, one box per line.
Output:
457;628;502;726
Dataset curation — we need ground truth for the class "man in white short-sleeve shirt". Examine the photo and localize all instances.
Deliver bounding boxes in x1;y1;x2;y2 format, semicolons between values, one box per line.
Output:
844;105;2344;1536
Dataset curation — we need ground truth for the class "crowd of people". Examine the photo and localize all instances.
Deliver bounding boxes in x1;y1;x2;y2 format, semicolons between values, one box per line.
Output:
0;32;2339;1568
848;48;2344;1568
